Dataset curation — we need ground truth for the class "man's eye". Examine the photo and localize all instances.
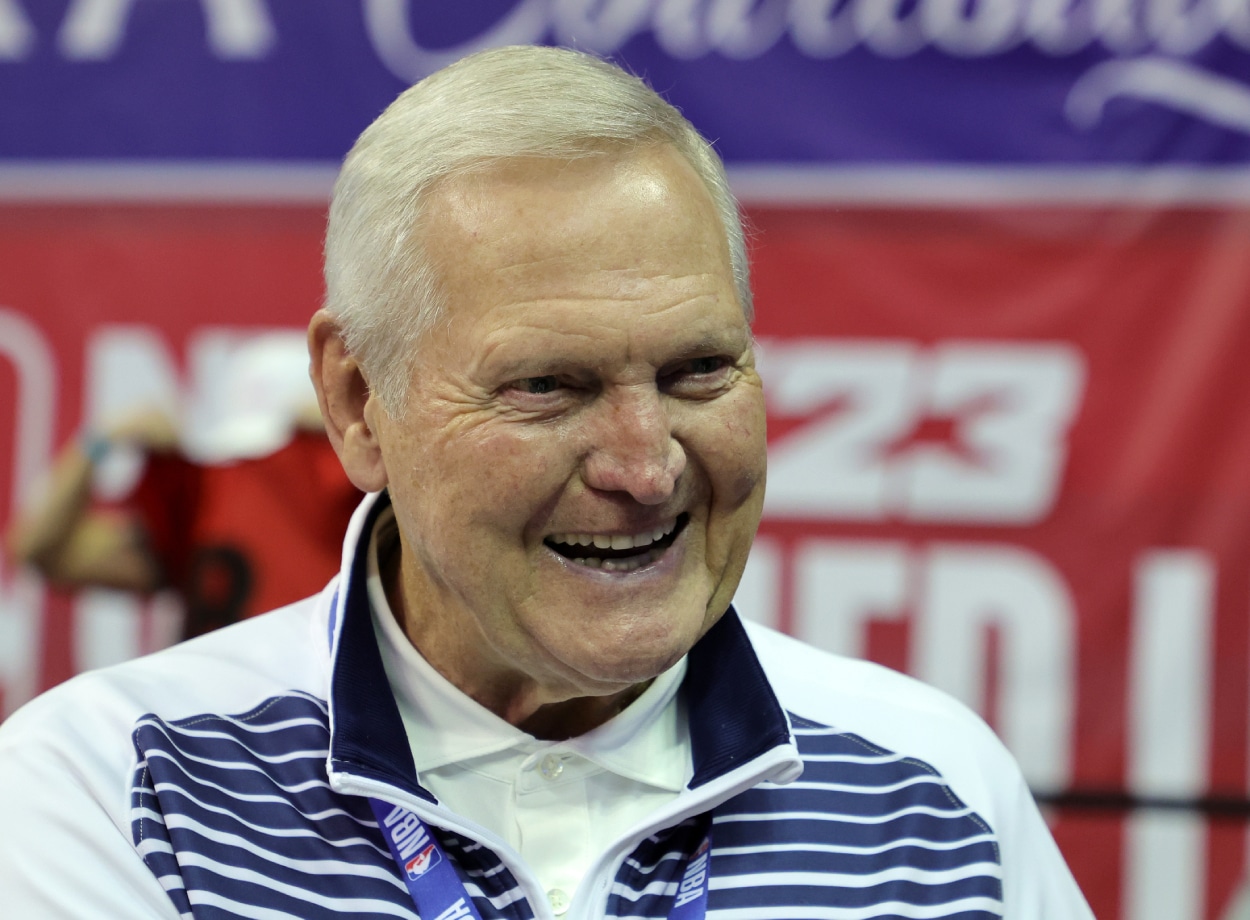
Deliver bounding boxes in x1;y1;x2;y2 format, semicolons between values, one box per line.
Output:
666;356;730;380
514;376;561;395
659;355;736;395
683;356;728;375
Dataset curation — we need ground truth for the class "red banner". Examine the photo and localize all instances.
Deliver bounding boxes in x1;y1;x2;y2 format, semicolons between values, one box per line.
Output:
4;200;1250;919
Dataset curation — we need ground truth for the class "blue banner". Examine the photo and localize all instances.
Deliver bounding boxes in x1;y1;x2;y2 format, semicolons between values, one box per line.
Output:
4;0;1250;164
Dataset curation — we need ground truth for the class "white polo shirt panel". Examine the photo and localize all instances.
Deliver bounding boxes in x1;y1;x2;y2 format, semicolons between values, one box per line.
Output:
366;508;691;907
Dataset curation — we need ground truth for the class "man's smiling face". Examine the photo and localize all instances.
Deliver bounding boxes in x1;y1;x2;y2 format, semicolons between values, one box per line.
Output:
368;144;767;720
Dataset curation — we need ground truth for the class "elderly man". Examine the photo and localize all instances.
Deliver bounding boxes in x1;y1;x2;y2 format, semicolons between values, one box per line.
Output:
0;46;1093;919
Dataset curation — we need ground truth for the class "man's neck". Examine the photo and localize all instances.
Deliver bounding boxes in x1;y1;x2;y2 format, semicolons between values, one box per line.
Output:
510;679;655;741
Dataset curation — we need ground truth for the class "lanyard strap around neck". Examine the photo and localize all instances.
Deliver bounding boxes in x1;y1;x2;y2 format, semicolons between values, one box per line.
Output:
370;799;710;919
371;799;484;920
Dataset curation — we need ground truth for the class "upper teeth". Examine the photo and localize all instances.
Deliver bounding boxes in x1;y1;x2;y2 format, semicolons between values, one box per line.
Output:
549;522;675;551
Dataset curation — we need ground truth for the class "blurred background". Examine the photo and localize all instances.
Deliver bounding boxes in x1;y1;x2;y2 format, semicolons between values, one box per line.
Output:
4;2;1250;917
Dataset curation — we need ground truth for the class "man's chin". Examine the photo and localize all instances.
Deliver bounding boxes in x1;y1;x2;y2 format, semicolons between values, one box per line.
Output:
556;622;706;689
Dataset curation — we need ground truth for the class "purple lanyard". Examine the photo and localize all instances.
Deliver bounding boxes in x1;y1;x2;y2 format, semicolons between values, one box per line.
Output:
370;799;711;919
668;835;712;920
371;799;484;920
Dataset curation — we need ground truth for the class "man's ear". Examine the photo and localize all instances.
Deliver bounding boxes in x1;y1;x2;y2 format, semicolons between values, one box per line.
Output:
308;309;389;493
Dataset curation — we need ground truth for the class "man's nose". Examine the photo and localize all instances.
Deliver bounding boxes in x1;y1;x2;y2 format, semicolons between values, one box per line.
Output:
581;388;686;504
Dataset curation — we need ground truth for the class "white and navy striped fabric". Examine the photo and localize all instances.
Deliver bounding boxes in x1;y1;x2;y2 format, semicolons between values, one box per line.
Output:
0;490;1092;919
130;692;1003;918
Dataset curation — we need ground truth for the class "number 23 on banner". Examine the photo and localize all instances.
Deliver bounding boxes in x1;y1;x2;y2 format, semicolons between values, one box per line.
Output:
758;340;1086;525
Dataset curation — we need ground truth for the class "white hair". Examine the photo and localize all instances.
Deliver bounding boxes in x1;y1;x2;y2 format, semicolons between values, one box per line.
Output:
323;44;752;415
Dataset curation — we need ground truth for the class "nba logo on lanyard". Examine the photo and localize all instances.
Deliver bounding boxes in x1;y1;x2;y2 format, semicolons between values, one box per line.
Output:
405;842;441;879
371;800;486;920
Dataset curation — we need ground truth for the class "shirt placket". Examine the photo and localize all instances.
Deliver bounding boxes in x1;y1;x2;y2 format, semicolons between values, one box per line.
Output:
516;746;593;916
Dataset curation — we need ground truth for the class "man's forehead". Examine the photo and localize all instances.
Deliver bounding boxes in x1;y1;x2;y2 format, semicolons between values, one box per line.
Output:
425;145;715;230
419;148;726;280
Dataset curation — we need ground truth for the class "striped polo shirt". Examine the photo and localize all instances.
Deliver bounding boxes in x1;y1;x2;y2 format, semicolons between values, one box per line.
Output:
0;491;1094;919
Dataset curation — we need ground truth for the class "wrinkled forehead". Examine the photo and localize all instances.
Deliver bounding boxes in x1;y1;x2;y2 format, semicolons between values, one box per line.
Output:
419;147;733;291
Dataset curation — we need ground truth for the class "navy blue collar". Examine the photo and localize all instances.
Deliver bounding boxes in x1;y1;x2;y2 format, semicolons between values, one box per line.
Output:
327;491;793;795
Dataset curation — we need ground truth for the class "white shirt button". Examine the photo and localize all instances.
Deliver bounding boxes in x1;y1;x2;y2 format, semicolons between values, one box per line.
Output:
547;887;571;914
539;753;565;780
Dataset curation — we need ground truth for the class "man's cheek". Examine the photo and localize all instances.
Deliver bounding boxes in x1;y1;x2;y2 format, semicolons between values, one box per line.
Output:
712;410;768;507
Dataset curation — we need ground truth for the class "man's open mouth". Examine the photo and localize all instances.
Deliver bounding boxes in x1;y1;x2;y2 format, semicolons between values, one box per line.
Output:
544;513;689;572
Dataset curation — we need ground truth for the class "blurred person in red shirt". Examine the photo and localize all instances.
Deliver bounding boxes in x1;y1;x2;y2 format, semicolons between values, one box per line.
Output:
6;335;360;639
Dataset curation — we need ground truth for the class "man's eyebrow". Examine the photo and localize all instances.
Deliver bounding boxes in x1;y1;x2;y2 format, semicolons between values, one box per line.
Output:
475;348;592;383
661;332;752;360
473;324;750;379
